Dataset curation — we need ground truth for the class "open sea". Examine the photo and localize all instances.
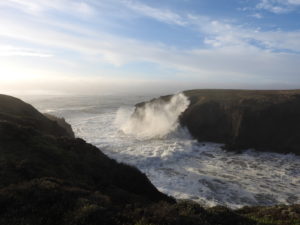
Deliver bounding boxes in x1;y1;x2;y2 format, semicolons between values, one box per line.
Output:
22;93;300;209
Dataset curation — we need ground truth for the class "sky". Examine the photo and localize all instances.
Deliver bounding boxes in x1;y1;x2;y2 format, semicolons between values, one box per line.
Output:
0;0;300;95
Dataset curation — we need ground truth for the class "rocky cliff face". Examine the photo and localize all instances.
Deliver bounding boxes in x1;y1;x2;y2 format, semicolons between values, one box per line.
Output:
136;90;300;155
180;90;300;155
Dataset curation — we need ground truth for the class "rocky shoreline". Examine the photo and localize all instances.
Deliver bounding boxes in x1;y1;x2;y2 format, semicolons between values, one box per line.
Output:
0;93;299;225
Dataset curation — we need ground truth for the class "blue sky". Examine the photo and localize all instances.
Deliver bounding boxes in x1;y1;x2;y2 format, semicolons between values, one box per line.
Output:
0;0;300;94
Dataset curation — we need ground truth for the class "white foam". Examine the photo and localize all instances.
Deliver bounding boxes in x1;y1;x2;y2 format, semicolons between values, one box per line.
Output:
117;93;190;139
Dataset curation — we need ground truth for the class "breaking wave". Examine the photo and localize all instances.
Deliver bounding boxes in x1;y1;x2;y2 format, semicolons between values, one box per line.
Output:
116;93;190;139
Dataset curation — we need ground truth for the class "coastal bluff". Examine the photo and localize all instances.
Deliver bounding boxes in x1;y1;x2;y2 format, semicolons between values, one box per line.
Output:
0;94;75;139
0;93;299;225
0;94;173;225
137;89;300;155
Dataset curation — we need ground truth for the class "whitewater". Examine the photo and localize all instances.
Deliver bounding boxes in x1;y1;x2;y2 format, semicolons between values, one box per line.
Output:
24;93;300;209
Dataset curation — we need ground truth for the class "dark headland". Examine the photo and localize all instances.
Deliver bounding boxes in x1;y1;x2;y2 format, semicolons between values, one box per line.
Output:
137;89;300;155
0;93;299;225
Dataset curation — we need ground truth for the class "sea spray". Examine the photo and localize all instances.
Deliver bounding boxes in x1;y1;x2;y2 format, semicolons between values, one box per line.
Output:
116;93;190;139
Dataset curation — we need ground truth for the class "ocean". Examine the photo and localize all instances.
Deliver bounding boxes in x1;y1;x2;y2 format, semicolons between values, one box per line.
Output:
22;93;300;209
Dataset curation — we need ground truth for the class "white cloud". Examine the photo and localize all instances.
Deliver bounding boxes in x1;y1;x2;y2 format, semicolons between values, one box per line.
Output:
3;0;299;53
190;18;300;52
0;45;53;57
120;0;187;26
0;0;300;91
117;3;300;53
5;18;295;82
0;0;95;17
256;0;300;13
250;13;263;19
286;0;300;5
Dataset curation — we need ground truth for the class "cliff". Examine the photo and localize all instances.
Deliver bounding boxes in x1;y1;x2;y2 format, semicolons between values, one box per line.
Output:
181;89;300;154
136;90;300;155
0;94;299;225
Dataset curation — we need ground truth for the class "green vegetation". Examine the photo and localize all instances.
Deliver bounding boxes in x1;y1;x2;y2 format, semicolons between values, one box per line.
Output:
237;205;300;225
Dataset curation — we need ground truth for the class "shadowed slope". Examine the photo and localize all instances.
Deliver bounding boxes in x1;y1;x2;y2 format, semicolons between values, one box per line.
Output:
0;94;74;138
